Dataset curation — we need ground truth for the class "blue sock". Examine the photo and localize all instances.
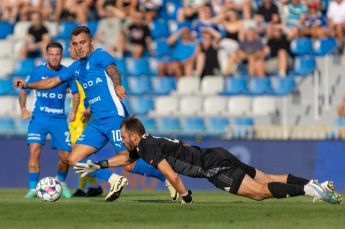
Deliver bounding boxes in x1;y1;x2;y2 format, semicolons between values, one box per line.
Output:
132;159;166;182
88;168;112;181
28;172;39;190
56;169;68;182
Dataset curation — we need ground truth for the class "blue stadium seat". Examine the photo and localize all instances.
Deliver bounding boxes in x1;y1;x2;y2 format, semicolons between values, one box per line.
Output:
126;58;149;76
205;117;229;132
313;38;337;56
162;1;182;20
138;116;157;131
220;78;247;95
12;59;35;77
0;80;13;95
0;22;13;39
271;77;296;95
55;22;79;39
128;96;154;115
114;58;127;76
289;56;316;76
0;117;15;132
127;76;151;95
153;39;170;57
232;117;254;139
150;19;170;39
87;21;98;37
15;119;30;133
248;78;271;95
290;38;313;56
150;77;176;95
171;41;197;62
181;117;204;132
157;117;180;132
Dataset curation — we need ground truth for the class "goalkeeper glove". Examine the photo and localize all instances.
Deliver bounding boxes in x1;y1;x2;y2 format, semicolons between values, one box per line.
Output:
73;160;108;177
181;190;193;204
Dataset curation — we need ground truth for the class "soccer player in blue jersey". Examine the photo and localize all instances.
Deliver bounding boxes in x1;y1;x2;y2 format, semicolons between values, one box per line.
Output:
19;42;79;199
14;26;178;202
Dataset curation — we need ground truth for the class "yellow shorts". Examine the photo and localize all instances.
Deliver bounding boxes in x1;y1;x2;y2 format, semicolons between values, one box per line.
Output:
70;122;85;144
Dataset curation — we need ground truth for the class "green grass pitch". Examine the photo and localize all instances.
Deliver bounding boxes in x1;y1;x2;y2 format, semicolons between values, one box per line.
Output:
0;189;344;229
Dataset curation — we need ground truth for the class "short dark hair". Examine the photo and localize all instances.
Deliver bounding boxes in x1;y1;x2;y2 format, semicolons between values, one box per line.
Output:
121;116;146;136
46;41;63;52
71;26;92;39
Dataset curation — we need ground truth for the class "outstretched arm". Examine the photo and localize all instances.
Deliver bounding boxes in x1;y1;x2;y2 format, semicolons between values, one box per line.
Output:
13;76;63;90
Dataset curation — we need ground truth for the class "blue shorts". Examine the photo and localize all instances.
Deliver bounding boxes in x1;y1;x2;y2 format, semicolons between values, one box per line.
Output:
27;115;71;151
76;115;126;153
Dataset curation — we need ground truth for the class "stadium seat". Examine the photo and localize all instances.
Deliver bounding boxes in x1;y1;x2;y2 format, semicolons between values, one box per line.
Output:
0;40;14;58
0;117;15;133
227;96;252;116
114;58;127;76
12;58;35;77
175;77;200;95
55;22;79;39
148;58;158;75
0;58;15;76
231;117;254;139
0;21;13;39
289;56;316;76
313;38;337;56
205;117;229;132
150;77;176;95
87;21;98;37
171;41;197;62
152;39;170;57
200;76;224;95
150;19;170;39
290;38;313;56
220;77;247;95
271;77;296;95
128;96;154;115
203;96;227;116
163;1;182;20
181;117;204;132
45;21;58;37
252;96;277;116
139;116;157;131
0;80;13;95
0;96;17;117
179;96;203;116
150;96;179;116
157;117;180;132
126;58;149;76
127;76;151;95
248;78;272;95
12;21;31;40
15;118;30;134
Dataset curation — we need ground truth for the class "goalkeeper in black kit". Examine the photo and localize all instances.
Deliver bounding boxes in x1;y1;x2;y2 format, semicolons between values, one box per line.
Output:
74;116;342;204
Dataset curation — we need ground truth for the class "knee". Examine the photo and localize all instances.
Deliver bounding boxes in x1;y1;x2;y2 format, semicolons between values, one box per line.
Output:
67;155;78;166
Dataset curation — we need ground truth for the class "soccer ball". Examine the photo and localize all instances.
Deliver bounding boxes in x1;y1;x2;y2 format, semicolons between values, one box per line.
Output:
36;177;62;202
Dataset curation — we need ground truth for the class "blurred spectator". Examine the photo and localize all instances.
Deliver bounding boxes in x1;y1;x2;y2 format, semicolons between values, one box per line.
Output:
217;10;243;75
138;0;163;22
96;0;126;19
303;1;328;39
225;28;266;77
327;0;345;54
284;0;308;38
264;24;293;76
93;4;125;56
337;95;345;117
118;11;152;58
177;0;200;22
223;0;252;20
256;0;280;24
193;4;219;41
57;0;93;23
158;27;198;77
195;27;222;78
0;0;20;23
19;12;50;59
115;0;138;18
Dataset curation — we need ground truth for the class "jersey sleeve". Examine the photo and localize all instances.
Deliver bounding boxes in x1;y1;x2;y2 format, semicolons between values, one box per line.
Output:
23;67;40;93
69;80;79;94
58;61;78;82
94;49;116;69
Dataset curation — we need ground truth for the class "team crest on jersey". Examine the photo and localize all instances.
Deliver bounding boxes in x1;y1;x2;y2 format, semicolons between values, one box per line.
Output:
86;61;90;70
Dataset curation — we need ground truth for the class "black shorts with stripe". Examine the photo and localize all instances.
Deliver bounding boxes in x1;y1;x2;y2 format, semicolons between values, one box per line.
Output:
202;147;256;194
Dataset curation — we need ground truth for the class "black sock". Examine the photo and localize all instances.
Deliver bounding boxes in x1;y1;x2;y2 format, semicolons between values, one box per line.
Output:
287;174;309;186
268;182;305;198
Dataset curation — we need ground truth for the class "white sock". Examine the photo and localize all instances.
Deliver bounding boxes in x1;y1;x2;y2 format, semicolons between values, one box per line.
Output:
108;174;122;184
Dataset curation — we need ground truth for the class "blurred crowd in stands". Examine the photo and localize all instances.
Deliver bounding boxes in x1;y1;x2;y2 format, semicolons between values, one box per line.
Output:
0;0;344;79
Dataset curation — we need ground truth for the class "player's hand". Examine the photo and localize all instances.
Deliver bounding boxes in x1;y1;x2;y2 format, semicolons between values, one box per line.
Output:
73;160;101;177
69;112;76;122
115;85;127;100
181;190;193;204
20;108;32;120
81;109;91;123
13;79;27;88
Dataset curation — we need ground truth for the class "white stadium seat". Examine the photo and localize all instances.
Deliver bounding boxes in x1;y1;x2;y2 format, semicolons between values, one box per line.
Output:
0;40;14;58
227;96;252;116
200;75;224;95
150;96;179;116
0;96;17;117
179;96;203;116
203;96;227;116
0;58;15;76
11;21;31;40
175;77;200;95
252;96;277;116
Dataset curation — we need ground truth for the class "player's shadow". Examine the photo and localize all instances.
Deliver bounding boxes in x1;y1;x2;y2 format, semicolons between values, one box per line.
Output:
132;199;175;204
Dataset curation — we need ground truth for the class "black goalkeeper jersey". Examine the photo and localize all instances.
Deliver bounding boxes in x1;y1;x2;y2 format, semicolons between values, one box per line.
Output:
128;134;232;178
